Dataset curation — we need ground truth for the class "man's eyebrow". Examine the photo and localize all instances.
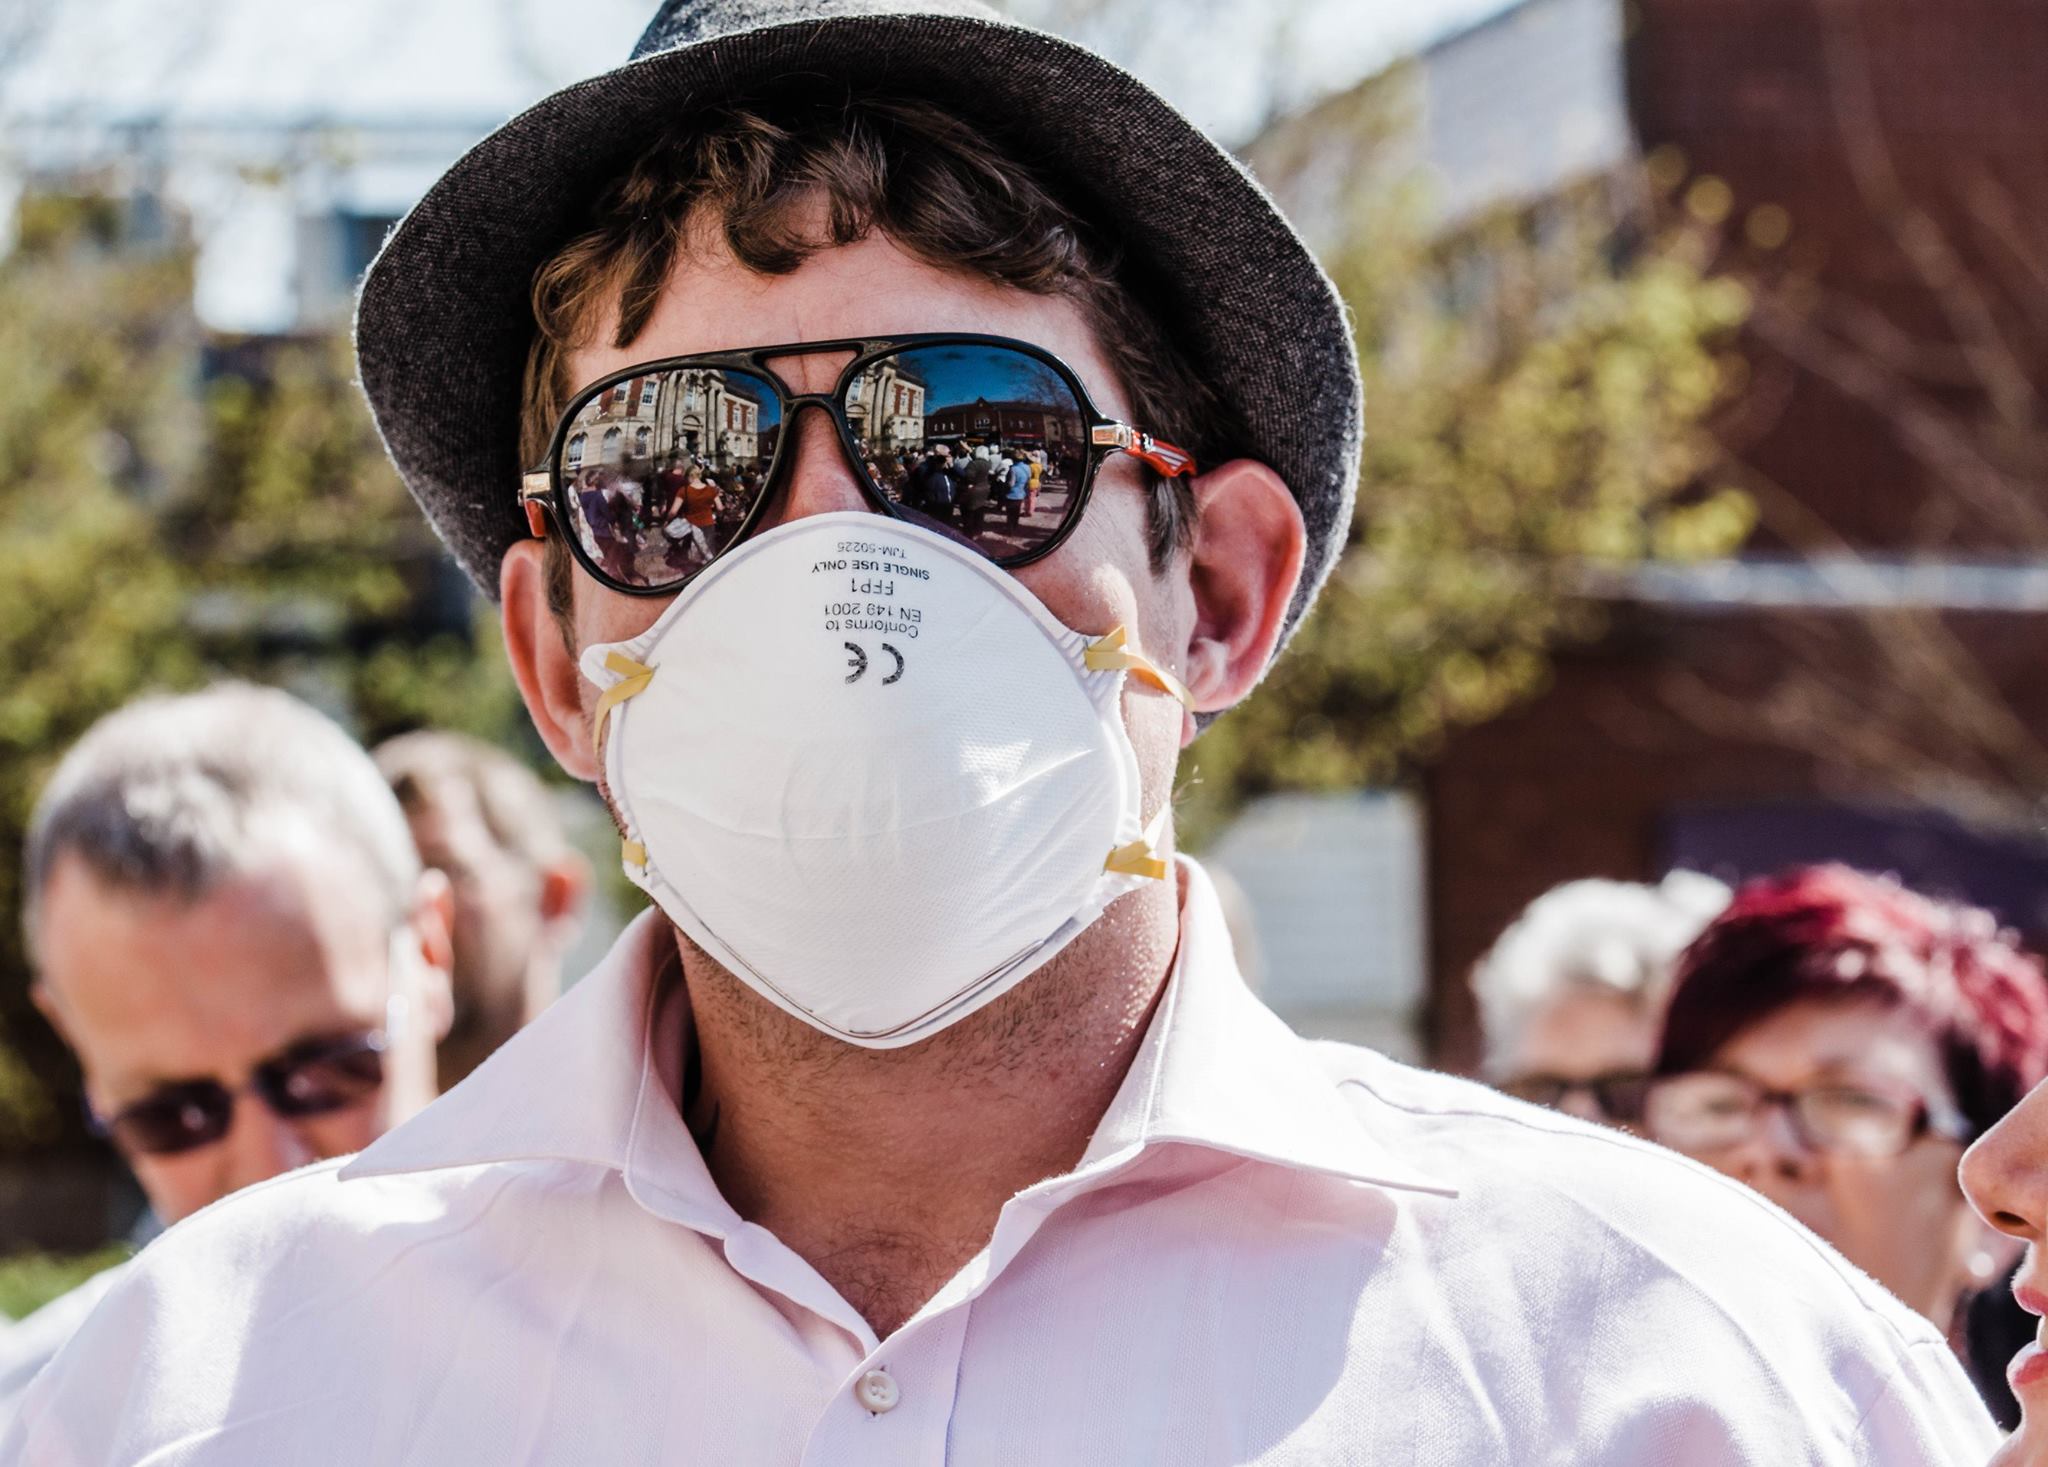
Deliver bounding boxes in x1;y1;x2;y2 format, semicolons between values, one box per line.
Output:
116;1020;377;1099
106;1064;215;1105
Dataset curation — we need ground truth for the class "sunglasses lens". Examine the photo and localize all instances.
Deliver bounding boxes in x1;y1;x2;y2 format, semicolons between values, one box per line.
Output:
558;367;783;588
1500;1078;1567;1108
1594;1075;1652;1123
259;1036;387;1118
106;1082;233;1157
848;345;1086;563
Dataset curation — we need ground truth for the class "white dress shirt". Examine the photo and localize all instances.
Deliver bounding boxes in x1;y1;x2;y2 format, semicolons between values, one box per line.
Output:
5;860;1998;1464
0;1265;123;1437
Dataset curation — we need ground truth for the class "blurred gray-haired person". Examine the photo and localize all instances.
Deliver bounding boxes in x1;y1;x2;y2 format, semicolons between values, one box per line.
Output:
373;730;589;1089
0;683;452;1422
1474;871;1730;1131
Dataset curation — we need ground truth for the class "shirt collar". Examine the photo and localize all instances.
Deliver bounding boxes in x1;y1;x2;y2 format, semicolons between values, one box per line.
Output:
1071;858;1457;1199
344;858;1455;1205
343;907;672;1183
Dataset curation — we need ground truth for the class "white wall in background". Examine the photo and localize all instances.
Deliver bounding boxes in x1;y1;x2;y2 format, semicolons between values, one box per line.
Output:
1205;790;1428;1060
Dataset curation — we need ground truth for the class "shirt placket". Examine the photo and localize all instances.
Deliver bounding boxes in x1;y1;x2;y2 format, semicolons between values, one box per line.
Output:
791;1169;1132;1466
703;1211;970;1466
798;1302;970;1467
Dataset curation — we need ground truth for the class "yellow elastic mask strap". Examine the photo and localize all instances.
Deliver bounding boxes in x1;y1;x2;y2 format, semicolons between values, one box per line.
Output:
1084;625;1195;710
621;838;648;870
591;651;656;760
1103;799;1173;883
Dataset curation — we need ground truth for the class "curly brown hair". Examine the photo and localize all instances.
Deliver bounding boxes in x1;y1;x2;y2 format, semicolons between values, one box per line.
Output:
520;87;1239;631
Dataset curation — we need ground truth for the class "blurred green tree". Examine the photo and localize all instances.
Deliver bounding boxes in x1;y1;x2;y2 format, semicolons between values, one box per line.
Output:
0;196;525;1144
1174;85;1755;844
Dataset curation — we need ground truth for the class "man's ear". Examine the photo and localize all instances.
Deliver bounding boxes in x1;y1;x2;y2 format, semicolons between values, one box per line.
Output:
501;540;598;781
28;981;71;1047
538;851;591;940
1179;458;1306;718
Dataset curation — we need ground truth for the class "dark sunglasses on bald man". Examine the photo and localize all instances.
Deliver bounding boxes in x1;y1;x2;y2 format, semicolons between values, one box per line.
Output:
519;332;1197;599
87;1030;387;1158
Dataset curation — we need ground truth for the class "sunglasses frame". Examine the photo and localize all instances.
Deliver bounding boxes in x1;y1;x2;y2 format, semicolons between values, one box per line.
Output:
85;1029;390;1158
520;332;1196;599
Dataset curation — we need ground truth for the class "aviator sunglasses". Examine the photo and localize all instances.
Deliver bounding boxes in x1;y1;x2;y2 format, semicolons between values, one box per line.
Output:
519;333;1198;597
86;1029;388;1158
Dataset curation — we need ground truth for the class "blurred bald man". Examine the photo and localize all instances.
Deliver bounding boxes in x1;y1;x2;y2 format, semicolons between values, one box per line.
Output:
373;731;588;1089
0;683;453;1421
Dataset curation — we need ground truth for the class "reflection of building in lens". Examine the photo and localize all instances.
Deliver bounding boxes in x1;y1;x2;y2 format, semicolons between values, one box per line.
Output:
565;372;663;469
635;369;767;466
847;357;927;453
924;396;1081;454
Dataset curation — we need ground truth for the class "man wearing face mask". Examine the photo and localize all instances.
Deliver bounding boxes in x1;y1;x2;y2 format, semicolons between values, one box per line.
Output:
5;4;1997;1462
0;683;452;1429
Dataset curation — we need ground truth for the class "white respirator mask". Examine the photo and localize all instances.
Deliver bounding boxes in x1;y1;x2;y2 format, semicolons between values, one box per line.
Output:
580;510;1191;1049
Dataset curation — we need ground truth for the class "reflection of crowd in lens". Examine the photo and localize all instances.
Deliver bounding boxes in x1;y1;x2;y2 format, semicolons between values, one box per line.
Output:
558;345;1100;580
570;453;768;584
880;439;1077;554
571;433;1081;583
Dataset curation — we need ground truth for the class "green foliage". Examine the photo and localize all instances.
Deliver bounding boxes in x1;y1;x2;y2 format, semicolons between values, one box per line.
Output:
1176;163;1756;846
0;1246;130;1321
0;199;524;1142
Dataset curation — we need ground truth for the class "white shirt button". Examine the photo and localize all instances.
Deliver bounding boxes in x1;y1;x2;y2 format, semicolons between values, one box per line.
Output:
856;1368;900;1414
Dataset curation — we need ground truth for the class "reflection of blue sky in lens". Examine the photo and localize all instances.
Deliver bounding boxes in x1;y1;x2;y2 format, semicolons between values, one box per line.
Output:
721;371;780;425
896;347;1071;411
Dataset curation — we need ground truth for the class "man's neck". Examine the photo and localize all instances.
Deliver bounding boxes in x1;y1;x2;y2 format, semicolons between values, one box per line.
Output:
675;880;1183;1339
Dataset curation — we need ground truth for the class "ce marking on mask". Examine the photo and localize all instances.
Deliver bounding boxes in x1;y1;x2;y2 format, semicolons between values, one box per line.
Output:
844;641;906;686
817;540;929;690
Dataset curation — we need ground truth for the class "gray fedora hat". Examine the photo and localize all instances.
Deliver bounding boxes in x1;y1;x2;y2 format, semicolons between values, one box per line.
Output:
355;0;1361;642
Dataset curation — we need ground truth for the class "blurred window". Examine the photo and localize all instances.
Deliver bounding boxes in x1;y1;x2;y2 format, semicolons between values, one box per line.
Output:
337;212;402;288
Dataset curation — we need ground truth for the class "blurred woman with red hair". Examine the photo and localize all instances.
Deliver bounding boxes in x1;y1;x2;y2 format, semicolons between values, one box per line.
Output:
1647;864;2048;1424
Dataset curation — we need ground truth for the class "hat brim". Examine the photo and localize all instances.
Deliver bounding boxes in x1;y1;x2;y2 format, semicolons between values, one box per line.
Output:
355;11;1361;639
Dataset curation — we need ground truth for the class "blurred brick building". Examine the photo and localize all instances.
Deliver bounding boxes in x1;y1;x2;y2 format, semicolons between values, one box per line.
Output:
1422;0;2048;1069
